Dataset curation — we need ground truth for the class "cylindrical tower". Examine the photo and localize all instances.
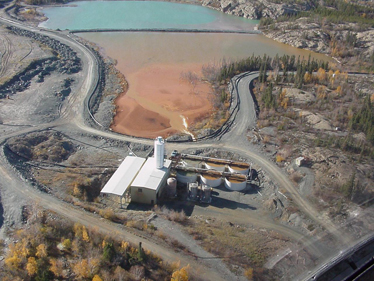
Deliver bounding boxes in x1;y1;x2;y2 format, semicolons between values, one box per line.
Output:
154;136;165;169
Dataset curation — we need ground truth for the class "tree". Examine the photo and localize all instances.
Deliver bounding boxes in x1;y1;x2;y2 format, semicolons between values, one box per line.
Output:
73;259;90;280
50;258;64;278
114;266;129;281
82;226;90;242
92;275;103;281
341;172;356;200
171;265;190;281
36;244;47;258
317;68;327;82
102;243;115;263
26;257;38;276
244;267;254;280
137;242;146;262
62;238;72;250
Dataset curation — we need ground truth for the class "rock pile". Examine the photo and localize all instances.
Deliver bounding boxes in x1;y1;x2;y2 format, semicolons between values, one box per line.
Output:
0;26;82;99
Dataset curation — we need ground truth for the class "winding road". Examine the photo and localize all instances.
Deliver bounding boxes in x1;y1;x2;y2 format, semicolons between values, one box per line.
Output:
0;5;354;280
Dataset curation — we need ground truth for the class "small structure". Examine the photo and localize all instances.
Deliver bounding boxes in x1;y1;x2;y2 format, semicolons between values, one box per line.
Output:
166;177;177;198
295;157;305;167
154;136;165;169
201;184;212;203
188;182;199;201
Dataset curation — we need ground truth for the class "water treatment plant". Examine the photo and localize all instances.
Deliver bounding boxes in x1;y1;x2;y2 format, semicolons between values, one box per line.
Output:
101;136;256;206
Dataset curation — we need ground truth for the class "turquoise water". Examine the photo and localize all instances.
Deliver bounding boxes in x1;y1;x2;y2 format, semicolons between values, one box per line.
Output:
39;1;258;31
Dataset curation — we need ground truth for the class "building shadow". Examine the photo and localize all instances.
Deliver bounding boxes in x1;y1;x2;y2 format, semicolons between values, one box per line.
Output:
126;202;153;211
209;196;256;210
159;200;195;216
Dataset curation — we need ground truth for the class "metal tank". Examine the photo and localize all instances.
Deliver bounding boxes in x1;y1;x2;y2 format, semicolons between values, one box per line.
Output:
154;136;165;169
224;177;247;191
228;163;250;175
167;177;177;197
201;184;212;203
205;162;227;172
176;171;198;184
188;182;198;200
200;174;222;187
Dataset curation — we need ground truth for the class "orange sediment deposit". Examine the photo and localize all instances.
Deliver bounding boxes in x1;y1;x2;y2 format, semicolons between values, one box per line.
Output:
207;162;226;167
111;96;178;138
110;63;213;139
229;163;250;170
202;174;221;180
226;176;246;183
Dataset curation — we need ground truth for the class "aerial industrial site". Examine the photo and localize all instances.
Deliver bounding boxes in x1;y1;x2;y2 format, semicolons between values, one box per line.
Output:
1;0;374;280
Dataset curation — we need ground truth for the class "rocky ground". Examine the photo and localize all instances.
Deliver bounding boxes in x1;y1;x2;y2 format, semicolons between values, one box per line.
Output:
199;0;312;20
247;73;374;245
262;18;374;70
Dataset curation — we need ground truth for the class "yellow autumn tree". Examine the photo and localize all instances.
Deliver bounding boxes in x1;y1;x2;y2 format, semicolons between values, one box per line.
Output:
92;275;103;281
171;265;190;281
317;85;326;100
26;257;38;276
5;253;21;270
36;243;48;258
73;223;83;238
89;258;101;276
4;239;29;270
303;72;312;84
121;241;129;250
73;259;90;279
335;85;342;95
62;238;72;250
50;258;64;278
82;226;90;242
317;68;327;82
244;267;254;280
276;154;285;162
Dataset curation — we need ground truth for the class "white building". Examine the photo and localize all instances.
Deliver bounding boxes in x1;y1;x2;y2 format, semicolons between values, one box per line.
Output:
130;157;171;205
100;137;171;205
100;156;146;206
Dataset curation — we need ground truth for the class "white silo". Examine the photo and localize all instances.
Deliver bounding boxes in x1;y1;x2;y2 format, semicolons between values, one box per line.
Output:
154;136;165;169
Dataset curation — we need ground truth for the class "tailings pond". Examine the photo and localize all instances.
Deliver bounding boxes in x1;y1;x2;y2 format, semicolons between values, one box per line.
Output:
40;1;331;138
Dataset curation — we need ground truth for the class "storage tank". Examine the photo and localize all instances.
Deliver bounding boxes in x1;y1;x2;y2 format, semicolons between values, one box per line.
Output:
200;174;222;187
205;162;227;172
167;177;177;197
188;182;198;200
176;171;198;184
201;185;212;203
228;163;250;175
224;176;247;191
154;136;165;169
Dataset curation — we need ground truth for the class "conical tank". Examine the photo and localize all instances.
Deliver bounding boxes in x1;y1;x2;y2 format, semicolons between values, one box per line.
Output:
154;136;165;169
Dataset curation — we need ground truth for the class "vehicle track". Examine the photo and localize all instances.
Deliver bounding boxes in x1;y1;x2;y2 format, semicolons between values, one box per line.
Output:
0;33;12;78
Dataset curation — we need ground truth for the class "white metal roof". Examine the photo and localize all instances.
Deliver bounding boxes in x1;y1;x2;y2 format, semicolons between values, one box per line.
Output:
101;156;146;196
132;157;172;192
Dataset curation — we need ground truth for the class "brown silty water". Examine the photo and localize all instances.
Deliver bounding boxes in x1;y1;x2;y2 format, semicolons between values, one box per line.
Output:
79;32;332;138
